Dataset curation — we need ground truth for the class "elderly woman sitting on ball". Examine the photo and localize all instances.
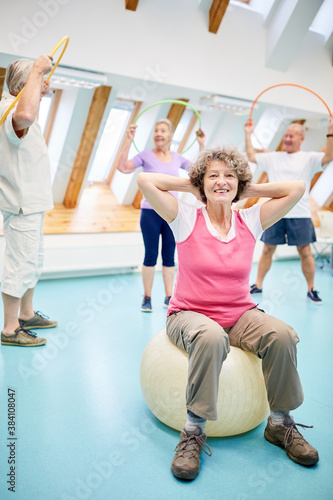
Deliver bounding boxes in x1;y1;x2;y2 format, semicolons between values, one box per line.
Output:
137;146;318;481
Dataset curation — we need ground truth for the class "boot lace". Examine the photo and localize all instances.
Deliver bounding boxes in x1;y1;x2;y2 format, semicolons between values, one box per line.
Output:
35;311;49;319
19;327;38;339
284;421;313;448
175;433;212;457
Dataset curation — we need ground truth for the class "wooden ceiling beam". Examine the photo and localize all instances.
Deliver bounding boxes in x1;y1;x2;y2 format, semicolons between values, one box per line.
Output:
209;0;230;34
167;98;189;130
0;68;6;100
325;193;333;210
63;85;112;209
107;100;142;185
177;111;199;154
125;0;139;11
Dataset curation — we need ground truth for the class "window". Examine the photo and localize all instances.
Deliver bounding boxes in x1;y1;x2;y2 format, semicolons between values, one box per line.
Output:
39;91;54;135
88;99;136;182
170;108;194;152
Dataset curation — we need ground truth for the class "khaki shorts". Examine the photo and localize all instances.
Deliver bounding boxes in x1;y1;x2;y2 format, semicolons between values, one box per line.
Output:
1;211;44;298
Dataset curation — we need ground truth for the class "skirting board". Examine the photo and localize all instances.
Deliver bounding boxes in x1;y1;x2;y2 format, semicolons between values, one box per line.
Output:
0;233;320;281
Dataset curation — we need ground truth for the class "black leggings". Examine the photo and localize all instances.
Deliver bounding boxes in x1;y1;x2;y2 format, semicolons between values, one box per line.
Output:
140;209;176;267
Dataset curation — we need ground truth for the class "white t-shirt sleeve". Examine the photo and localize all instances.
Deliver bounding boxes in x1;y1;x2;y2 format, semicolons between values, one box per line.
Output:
4;108;25;146
169;199;197;242
308;152;324;175
238;203;263;240
255;152;273;174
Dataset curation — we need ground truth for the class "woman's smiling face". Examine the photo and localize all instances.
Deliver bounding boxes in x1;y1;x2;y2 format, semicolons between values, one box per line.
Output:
153;123;173;148
203;160;239;205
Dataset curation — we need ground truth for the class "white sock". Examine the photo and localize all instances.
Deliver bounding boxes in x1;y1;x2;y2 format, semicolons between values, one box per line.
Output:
270;410;291;425
184;411;206;433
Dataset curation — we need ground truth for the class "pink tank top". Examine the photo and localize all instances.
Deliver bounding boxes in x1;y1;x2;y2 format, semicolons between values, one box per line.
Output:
168;208;257;327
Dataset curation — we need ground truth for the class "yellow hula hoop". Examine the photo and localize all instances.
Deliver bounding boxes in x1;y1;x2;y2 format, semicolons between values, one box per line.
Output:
0;35;70;127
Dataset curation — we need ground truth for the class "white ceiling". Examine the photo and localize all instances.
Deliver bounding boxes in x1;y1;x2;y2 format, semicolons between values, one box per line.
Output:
1;0;332;119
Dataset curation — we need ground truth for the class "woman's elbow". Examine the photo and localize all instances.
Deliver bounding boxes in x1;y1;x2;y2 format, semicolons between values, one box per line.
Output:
291;181;306;202
117;161;127;173
137;172;146;189
297;181;306;196
117;160;134;174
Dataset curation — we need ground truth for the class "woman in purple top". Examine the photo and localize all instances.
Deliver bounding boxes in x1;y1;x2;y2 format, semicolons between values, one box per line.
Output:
117;118;205;312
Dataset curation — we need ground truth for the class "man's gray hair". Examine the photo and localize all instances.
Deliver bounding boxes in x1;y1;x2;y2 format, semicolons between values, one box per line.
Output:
6;59;34;96
288;123;306;138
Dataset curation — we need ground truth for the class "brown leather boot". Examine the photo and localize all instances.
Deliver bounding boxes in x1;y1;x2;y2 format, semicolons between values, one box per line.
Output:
171;426;212;480
264;415;319;466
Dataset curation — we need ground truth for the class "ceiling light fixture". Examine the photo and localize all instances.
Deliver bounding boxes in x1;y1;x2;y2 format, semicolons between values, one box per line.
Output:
200;94;257;115
49;66;107;89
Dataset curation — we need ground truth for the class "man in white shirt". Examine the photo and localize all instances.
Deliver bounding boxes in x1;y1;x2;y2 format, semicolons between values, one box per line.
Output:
0;55;58;347
244;118;333;303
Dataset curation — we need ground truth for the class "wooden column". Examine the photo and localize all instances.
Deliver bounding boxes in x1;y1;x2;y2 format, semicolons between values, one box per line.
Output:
310;171;323;190
209;0;230;34
63;85;111;208
177;111;199;154
106;100;142;185
132;188;143;209
125;0;139;11
167;98;189;130
0;68;6;99
325;194;333;210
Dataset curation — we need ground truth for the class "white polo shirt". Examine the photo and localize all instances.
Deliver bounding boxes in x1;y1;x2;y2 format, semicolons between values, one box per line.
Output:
0;92;53;215
255;151;323;218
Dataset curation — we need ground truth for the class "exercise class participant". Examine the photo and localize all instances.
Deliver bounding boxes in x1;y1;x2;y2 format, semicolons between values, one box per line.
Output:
244;117;333;303
117;118;205;312
0;55;58;347
137;146;318;480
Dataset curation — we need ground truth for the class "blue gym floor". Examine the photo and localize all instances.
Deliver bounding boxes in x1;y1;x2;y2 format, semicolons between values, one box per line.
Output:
0;259;332;500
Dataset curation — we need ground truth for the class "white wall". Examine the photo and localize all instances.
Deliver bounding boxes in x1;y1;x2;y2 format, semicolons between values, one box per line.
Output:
1;0;332;114
0;0;332;278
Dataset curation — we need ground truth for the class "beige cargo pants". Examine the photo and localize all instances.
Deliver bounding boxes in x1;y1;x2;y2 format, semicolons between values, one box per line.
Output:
166;307;304;421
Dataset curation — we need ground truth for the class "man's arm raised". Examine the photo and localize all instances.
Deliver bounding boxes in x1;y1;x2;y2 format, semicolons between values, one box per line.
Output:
244;119;257;163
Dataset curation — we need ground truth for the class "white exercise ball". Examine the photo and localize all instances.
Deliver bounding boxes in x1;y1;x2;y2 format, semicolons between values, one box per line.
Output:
140;329;269;437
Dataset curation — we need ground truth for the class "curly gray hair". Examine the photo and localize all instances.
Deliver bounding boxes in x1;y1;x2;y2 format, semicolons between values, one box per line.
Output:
189;146;252;203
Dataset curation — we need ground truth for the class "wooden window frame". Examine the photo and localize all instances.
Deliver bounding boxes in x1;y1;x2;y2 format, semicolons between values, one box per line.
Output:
106;99;142;185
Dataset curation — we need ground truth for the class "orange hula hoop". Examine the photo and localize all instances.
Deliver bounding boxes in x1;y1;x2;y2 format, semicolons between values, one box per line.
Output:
0;35;70;127
249;83;332;152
